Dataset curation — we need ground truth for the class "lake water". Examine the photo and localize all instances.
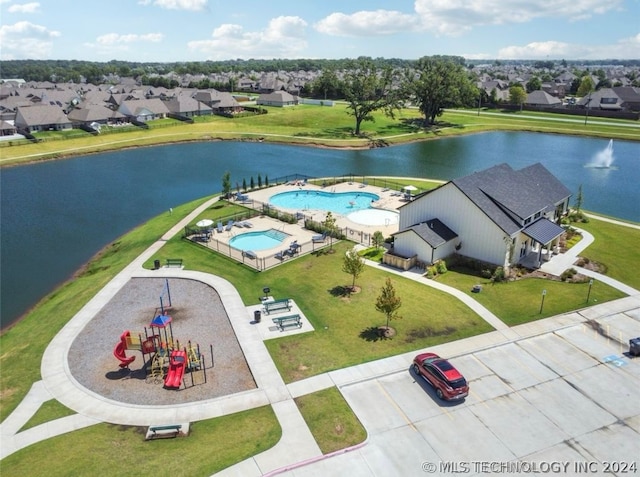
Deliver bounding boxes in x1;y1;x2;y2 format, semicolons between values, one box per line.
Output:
1;132;638;328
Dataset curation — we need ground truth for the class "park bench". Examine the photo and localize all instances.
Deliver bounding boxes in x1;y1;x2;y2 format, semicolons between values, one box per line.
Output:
272;314;302;331
165;258;183;268
146;424;182;440
263;298;291;314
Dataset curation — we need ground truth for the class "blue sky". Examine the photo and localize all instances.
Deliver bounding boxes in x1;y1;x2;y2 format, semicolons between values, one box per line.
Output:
1;0;638;62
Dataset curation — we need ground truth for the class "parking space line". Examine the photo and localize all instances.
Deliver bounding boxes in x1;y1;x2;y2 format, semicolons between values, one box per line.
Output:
375;380;419;431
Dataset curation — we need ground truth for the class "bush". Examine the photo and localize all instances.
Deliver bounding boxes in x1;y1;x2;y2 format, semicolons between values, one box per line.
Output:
491;266;506;283
560;268;578;281
436;260;447;274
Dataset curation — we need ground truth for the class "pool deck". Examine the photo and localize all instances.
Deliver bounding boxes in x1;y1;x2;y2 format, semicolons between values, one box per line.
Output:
243;181;406;239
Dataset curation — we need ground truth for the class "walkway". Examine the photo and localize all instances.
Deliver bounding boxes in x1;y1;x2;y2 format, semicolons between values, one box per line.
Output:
1;204;638;476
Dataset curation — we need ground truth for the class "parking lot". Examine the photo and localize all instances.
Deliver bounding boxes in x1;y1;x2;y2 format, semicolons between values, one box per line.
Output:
280;303;640;476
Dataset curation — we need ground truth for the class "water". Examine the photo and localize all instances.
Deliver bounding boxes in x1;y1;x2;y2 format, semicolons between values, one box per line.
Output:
1;132;639;329
586;139;616;169
270;190;380;214
229;229;288;251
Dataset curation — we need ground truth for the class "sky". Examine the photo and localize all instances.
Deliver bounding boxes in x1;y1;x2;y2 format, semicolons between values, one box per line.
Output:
1;0;639;63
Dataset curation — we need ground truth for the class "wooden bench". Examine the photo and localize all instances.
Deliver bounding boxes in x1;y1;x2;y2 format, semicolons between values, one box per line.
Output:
146;424;182;439
165;258;183;268
263;298;291;314
272;314;302;331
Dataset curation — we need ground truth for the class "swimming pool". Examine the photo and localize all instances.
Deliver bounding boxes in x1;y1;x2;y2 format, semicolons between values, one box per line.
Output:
269;190;380;215
347;209;399;226
229;229;289;251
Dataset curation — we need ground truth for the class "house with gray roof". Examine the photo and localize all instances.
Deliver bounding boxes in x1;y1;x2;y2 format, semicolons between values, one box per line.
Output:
14;104;72;133
392;163;571;270
117;98;170;121
526;90;563;107
256;91;298;107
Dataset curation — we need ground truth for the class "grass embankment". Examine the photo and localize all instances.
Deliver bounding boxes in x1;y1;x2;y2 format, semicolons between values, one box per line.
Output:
1;104;638;167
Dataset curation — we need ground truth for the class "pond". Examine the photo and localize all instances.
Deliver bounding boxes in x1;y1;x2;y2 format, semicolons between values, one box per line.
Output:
1;132;638;328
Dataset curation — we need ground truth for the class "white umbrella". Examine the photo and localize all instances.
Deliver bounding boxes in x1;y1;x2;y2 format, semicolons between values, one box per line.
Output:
403;185;418;191
196;219;214;227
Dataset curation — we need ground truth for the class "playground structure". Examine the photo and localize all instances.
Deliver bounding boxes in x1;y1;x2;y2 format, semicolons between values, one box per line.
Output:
111;279;212;390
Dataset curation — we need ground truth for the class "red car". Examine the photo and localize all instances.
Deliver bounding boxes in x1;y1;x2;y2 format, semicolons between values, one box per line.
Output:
412;353;469;401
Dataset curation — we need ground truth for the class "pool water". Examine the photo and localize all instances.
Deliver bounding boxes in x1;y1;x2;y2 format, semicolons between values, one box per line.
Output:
229;229;289;251
269;190;379;215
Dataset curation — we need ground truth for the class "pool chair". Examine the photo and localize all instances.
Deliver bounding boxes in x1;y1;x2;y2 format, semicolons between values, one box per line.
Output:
225;220;234;231
241;221;253;228
312;233;327;243
217;221;223;233
243;250;257;260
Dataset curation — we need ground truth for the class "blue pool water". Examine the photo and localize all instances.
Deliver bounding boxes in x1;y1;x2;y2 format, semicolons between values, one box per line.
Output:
229;229;289;251
270;190;380;214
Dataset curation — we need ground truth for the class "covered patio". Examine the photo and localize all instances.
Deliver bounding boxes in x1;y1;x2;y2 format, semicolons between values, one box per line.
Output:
517;218;566;269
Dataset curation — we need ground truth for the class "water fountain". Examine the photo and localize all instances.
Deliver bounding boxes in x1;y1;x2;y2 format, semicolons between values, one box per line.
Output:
586;139;615;169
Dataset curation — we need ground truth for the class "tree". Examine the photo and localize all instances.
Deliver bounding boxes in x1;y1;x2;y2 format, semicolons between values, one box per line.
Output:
222;171;231;199
342;58;403;135
526;77;542;93
509;85;527;110
257;174;262;188
250;177;255;190
322;212;338;251
574;184;584;214
375;277;402;334
577;76;595;98
372;231;385;249
342;247;366;293
311;67;340;99
403;56;477;125
242;178;247;191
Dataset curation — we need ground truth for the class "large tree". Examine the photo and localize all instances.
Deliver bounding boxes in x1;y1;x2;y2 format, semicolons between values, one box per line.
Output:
577;76;595;98
509;85;527;110
403;56;477;125
342;58;403;135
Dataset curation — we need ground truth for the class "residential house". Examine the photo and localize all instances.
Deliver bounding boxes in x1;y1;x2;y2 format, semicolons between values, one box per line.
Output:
391;163;571;270
14;104;72;133
164;95;213;117
525;90;563;107
256;91;298;107
117;98;170;122
0;120;18;136
67;104;127;127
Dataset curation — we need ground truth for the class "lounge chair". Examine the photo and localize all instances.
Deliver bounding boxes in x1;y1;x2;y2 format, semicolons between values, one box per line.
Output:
243;221;253;228
225;220;234;231
243;250;257;260
217;221;223;233
312;233;327;243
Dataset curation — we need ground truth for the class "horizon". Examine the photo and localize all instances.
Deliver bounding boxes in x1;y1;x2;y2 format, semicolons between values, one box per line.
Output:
0;0;638;63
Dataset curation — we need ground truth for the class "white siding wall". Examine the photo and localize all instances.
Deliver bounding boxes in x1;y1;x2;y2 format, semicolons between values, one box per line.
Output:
399;183;509;266
394;231;432;262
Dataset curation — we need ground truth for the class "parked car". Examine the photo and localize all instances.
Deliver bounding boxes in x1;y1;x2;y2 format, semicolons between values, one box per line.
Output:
412;352;469;400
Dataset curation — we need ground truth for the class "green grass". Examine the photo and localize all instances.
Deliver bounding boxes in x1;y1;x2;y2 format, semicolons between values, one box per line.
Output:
295;387;367;454
2;105;637;166
435;269;626;326
18;400;76;432
1;406;281;477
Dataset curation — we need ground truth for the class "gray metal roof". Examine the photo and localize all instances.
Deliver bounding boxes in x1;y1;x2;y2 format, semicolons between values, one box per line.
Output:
522;218;565;245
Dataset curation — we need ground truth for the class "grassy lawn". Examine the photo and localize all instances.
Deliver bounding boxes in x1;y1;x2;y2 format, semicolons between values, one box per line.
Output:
1;406;281;477
434;268;626;326
295;387;367;454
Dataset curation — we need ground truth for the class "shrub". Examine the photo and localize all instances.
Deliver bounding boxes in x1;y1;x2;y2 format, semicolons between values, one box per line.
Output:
491;266;506;283
436;260;447;274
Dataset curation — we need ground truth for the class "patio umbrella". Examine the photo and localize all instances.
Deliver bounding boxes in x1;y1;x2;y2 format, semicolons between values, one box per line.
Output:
403;185;418;192
196;219;214;228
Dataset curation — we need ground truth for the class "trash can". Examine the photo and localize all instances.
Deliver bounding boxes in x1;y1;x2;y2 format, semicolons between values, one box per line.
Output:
630;337;640;356
154;259;161;270
254;310;261;323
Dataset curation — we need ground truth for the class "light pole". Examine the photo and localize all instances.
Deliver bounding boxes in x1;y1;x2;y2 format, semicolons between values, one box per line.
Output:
586;279;594;303
539;289;547;314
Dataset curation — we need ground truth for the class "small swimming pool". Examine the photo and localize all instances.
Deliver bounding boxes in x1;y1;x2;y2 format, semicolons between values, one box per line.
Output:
229;229;289;251
347;209;399;226
269;190;380;215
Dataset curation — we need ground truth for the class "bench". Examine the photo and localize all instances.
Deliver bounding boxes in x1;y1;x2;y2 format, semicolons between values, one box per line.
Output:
263;298;291;314
146;424;182;439
272;314;302;331
166;258;183;268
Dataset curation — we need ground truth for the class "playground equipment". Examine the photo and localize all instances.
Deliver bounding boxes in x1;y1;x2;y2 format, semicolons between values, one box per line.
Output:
113;331;136;368
164;350;187;389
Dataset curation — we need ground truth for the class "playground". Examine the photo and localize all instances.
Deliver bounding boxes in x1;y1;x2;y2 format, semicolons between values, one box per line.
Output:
67;277;256;406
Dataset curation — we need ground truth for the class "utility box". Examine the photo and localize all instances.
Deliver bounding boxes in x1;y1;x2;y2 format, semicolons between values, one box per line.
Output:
630;337;640;356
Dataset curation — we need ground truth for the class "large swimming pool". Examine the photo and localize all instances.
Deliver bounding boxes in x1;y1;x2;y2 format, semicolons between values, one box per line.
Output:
229;229;289;251
270;190;380;215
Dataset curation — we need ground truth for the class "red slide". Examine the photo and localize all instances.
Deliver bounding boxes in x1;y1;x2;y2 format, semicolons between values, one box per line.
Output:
113;340;135;368
164;350;187;389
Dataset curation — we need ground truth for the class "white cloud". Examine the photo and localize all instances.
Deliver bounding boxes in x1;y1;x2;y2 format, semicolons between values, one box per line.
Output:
0;21;60;59
96;33;164;45
413;0;623;36
497;35;640;59
315;10;419;36
138;0;207;11
7;2;40;13
188;16;308;59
